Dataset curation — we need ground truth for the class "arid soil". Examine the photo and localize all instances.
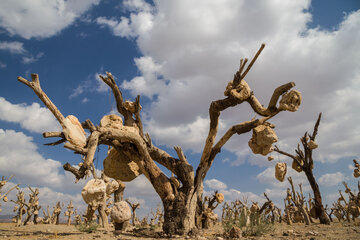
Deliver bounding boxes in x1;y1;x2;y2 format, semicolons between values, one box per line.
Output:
0;221;359;240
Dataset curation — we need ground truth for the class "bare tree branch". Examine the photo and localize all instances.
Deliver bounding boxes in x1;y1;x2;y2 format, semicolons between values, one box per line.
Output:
18;74;65;127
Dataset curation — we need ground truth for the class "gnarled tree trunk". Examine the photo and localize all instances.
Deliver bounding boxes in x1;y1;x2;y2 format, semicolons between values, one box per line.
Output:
17;44;301;235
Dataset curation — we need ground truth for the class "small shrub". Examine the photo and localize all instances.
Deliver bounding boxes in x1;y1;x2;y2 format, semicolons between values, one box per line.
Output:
76;221;99;233
222;211;274;237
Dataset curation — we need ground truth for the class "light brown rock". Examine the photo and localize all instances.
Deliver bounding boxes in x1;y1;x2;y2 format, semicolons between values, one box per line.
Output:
62;115;87;147
279;90;302;112
248;125;278;156
308;140;318;149
275;162;287;182
100;114;123;129
215;193;224;203
81;179;106;207
103;148;141;182
110;201;131;223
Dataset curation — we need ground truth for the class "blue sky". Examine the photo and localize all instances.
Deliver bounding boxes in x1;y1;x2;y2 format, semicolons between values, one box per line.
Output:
0;0;359;218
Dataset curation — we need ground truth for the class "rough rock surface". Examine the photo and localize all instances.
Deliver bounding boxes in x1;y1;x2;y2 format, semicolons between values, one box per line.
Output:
248;125;278;156
62;115;86;147
100;114;123;129
279;90;302;112
215;193;224;203
103;148;141;182
308;140;318;149
110;201;131;223
275;162;287;182
81;179;106;207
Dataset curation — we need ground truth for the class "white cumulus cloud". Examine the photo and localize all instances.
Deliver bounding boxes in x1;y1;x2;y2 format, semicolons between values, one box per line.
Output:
98;0;360;166
0;41;26;54
0;97;60;133
205;179;228;190
0;0;100;39
318;172;346;187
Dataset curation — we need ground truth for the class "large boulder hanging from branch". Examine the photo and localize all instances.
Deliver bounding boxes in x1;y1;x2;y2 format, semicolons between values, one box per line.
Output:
248;125;278;155
62;115;87;147
81;179;106;207
100;114;123;129
110;201;131;224
275;162;287;182
103;148;141;182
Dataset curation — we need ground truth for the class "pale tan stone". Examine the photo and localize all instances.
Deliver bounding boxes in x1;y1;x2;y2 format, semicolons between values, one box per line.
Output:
275;162;287;182
215;193;224;203
248;125;278;156
308;140;318;150
279;90;302;112
81;179;106;207
100;114;123;129
103;148;141;182
110;201;131;223
123;101;141;113
62;115;86;147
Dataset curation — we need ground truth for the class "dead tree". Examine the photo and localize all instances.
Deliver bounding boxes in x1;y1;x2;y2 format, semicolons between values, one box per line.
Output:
51;201;62;225
17;44;301;235
11;190;26;227
201;191;224;228
125;199;140;226
0;175;19;213
287;177;311;225
64;200;75;226
274;113;330;224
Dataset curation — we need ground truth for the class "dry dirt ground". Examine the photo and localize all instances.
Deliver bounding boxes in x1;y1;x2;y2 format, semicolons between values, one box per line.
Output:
0;221;360;240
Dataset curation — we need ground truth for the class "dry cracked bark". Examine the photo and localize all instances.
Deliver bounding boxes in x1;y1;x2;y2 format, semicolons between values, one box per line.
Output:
17;44;301;235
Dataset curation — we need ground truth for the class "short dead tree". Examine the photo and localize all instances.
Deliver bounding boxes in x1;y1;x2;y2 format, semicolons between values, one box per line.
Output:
74;209;83;225
125;199;140;226
274;113;330;224
0;175;19;214
64;200;75;226
51;201;62;225
22;187;41;225
201;191;224;228
11;190;26;227
285;177;311;225
17;44;301;235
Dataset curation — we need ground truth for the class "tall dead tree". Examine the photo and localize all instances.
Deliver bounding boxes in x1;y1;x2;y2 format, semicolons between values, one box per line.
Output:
17;44;301;235
274;113;330;224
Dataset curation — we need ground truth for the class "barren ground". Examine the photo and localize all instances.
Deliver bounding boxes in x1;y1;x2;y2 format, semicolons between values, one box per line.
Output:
0;221;359;240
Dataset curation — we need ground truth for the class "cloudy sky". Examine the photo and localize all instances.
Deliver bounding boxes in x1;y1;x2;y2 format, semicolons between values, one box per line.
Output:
0;0;359;219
